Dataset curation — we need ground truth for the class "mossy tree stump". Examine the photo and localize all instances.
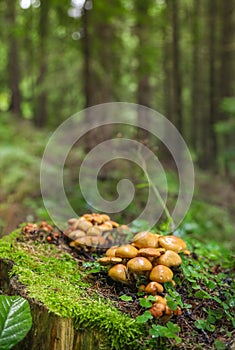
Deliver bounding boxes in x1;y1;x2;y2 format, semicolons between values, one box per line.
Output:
0;230;141;350
0;260;101;350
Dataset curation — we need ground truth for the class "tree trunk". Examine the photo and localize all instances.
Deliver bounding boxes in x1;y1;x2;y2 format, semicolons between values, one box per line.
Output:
191;0;200;152
0;259;102;350
7;0;22;116
81;3;113;152
34;0;50;127
135;0;154;140
208;0;218;169
218;0;235;174
170;0;183;135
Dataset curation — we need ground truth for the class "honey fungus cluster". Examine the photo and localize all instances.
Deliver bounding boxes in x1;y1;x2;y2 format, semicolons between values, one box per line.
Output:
98;230;189;318
64;213;130;250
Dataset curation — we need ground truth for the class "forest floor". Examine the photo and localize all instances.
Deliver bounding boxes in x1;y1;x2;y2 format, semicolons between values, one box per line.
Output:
12;223;235;350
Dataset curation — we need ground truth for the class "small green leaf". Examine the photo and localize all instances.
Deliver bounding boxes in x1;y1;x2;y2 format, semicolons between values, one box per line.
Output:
139;295;155;308
214;339;226;350
166;295;178;311
119;295;133;302
167;321;180;333
0;295;32;350
136;311;153;324
195;290;210;299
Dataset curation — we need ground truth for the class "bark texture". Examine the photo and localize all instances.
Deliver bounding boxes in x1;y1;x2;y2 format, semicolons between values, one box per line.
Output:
0;260;102;350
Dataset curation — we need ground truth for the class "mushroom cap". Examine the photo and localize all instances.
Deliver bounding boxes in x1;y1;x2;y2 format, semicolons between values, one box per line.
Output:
145;281;164;295
115;244;138;258
100;214;111;222
106;246;118;257
150;303;166;318
109;220;119;228
157;250;182;267
108;264;128;284
97;224;112;231
137;248;163;258
69;236;89;247
67;218;78;225
75;218;93;231
158;235;187;252
152;295;167;305
86;227;102;236
132;231;159;248
67;230;86;240
127;257;152;273
98;257;122;265
149;265;173;283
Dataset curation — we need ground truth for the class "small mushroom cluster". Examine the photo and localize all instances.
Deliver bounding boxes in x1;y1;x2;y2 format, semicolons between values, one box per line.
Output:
98;231;188;318
21;221;62;244
64;213;130;251
148;295;182;319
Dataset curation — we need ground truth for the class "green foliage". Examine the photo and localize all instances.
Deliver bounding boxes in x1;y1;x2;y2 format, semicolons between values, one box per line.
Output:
149;322;181;344
0;295;32;350
0;227;234;349
0;230;142;350
136;310;153;324
119;295;133;302
139;295;156;308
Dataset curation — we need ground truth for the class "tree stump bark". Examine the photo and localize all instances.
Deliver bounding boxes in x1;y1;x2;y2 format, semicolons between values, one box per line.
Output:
0;259;102;350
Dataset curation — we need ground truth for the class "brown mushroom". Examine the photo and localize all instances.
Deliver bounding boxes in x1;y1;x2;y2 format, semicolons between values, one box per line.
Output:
69;236;89;248
150;265;173;283
137;248;163;258
108;264;128;284
152;295;167;305
100;214;111;222
98;257;122;265
109;220;119;228
158;235;187;252
157;250;182;267
149;303;166;318
67;218;78;226
138;284;146;293
86;227;102;236
132;231;159;248
75;218;93;231
67;230;86;240
127;257;152;274
115;244;138;259
145;281;164;295
106;246;118;257
97;224;113;231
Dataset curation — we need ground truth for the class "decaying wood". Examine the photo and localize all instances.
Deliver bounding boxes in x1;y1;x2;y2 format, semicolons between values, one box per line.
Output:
0;259;102;350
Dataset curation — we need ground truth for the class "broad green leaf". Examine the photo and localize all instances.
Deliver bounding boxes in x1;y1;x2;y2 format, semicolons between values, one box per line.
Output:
0;295;32;350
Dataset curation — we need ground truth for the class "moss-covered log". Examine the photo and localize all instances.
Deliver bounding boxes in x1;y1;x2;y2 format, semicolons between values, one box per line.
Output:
0;260;101;350
0;228;234;350
0;230;141;350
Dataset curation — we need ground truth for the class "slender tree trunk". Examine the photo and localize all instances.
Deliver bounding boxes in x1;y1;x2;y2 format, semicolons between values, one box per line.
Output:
208;0;218;169
81;2;113;153
7;0;22;116
170;0;183;135
219;0;235;174
191;0;200;152
162;4;173;123
34;0;49;127
82;6;93;108
135;0;154;140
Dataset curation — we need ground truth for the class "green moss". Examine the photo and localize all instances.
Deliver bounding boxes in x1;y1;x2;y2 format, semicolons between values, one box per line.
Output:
0;230;142;350
1;229;234;350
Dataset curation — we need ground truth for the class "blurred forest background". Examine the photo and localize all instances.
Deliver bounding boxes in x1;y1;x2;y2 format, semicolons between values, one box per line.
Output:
0;0;234;249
